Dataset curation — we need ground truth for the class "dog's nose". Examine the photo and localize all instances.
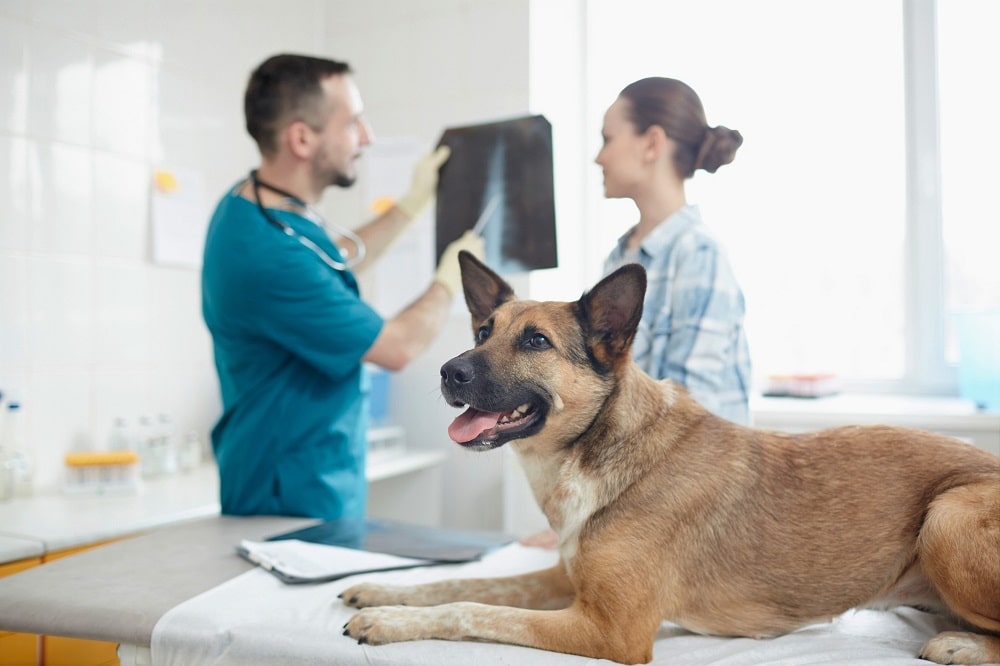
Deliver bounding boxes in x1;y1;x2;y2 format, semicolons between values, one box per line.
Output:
440;357;475;387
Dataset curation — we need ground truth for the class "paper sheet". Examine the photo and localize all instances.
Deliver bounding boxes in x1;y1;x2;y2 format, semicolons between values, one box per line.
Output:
150;167;209;269
237;539;433;583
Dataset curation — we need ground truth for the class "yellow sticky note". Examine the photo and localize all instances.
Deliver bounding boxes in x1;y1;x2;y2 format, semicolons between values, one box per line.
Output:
370;196;396;215
154;169;180;194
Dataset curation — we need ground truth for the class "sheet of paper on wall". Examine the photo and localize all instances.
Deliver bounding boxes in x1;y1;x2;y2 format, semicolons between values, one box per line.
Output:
150;167;210;269
436;115;558;274
362;138;435;316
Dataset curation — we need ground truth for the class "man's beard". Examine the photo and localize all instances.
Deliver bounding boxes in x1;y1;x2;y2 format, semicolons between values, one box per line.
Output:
332;172;356;188
314;153;357;189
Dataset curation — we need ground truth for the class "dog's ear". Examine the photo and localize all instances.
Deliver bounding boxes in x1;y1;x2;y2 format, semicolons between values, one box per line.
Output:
577;263;646;367
458;250;516;324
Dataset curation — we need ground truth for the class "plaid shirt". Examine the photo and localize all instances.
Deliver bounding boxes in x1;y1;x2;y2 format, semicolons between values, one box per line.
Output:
604;205;751;424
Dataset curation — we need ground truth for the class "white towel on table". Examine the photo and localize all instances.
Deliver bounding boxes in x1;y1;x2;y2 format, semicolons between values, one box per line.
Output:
150;543;970;666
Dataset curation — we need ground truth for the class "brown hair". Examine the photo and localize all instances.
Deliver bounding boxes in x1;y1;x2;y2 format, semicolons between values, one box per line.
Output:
619;77;742;178
244;54;352;156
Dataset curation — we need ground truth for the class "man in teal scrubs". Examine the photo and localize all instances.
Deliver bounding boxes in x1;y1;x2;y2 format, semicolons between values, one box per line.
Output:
202;54;483;519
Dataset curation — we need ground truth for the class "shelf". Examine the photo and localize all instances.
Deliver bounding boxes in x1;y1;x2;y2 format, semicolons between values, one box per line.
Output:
367;450;446;483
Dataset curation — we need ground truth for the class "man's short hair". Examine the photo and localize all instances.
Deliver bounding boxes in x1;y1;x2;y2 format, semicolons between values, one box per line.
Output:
244;54;352;156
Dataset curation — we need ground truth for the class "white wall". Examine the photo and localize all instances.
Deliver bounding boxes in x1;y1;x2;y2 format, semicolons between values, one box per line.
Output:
0;0;546;530
0;0;328;493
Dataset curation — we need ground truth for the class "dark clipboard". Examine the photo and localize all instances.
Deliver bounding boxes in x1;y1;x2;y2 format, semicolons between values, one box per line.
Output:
435;114;558;274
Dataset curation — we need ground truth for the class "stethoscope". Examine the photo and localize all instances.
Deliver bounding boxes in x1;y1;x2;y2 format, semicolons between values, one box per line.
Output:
249;170;366;271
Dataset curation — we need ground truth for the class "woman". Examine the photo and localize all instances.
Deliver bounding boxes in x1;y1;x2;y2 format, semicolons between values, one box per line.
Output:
521;77;754;551
595;77;751;425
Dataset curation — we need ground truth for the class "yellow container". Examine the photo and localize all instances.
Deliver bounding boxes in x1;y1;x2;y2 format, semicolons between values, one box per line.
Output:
64;450;141;495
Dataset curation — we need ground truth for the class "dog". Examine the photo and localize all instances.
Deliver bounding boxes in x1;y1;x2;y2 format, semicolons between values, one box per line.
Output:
342;252;1000;664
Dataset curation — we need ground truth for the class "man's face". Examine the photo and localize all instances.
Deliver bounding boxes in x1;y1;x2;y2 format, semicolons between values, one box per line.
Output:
311;74;373;189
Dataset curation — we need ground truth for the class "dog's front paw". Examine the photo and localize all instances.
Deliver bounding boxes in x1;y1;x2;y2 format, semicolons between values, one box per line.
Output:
342;607;425;645
339;583;410;608
920;631;998;665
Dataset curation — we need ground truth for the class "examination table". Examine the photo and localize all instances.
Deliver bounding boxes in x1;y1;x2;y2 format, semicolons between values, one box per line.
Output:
0;515;977;665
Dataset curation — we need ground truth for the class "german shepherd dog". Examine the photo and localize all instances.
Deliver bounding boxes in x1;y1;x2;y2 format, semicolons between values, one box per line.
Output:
342;252;1000;664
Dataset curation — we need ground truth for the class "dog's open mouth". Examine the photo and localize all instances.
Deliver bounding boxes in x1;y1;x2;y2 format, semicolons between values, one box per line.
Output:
447;402;541;447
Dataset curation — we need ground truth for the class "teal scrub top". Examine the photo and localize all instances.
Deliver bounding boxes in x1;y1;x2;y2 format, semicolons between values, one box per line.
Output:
201;184;383;519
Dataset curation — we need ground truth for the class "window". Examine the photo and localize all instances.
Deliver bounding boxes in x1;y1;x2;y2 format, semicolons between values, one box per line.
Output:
576;0;998;394
938;0;1000;351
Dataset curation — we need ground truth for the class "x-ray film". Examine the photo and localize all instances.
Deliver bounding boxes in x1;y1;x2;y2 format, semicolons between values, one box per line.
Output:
435;115;558;274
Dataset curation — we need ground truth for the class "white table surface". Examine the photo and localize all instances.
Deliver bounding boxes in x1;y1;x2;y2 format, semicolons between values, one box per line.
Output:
0;464;221;556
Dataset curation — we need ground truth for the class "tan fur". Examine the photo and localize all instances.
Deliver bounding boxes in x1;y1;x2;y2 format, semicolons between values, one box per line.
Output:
342;255;1000;664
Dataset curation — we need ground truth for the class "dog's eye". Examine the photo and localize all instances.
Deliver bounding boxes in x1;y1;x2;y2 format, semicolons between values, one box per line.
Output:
476;326;490;344
527;333;551;350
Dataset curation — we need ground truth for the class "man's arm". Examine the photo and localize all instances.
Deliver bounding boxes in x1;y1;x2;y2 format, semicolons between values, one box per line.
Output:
363;230;484;371
345;146;451;273
363;281;452;371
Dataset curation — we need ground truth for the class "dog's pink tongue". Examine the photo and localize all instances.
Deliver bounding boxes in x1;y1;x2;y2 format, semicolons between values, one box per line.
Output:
448;407;503;443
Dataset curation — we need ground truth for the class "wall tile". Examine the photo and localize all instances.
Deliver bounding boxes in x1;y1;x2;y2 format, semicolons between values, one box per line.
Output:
0;0;29;20
0;136;30;252
95;0;152;59
29;0;98;37
26;26;93;146
0;15;28;133
28;140;94;256
28;369;94;489
93;151;148;260
93;49;152;158
94;260;149;366
27;256;95;368
0;253;29;368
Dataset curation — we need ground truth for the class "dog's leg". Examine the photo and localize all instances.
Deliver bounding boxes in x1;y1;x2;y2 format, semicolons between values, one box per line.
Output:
342;600;660;664
340;563;574;611
918;480;1000;665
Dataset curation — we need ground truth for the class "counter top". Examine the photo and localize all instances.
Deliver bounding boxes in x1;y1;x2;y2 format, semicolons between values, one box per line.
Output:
0;515;316;647
0;449;448;564
0;464;221;556
0;534;44;563
751;393;1000;431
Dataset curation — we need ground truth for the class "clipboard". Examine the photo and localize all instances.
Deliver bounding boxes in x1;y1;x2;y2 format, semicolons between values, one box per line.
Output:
235;539;437;585
237;518;514;584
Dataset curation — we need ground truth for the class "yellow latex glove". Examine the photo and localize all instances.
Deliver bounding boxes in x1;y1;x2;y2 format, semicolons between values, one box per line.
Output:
434;230;485;297
396;145;451;219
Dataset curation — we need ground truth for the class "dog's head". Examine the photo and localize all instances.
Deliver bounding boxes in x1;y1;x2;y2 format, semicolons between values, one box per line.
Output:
440;251;646;451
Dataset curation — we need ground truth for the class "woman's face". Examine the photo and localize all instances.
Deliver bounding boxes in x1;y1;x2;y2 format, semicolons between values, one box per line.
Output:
594;97;647;199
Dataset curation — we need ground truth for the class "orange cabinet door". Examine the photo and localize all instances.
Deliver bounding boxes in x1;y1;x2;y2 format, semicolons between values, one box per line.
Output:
42;636;119;666
0;557;43;666
40;540;125;666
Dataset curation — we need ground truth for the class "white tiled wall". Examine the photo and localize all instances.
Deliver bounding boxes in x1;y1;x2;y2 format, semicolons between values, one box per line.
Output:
0;0;325;493
0;0;548;522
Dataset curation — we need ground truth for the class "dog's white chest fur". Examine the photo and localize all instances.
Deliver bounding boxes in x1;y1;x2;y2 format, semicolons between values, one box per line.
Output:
515;449;601;563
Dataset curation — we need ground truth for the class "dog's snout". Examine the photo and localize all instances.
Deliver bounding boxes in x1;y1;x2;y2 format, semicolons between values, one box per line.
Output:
440;357;476;388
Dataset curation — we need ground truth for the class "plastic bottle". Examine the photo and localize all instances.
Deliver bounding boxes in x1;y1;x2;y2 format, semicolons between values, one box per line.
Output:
178;431;202;472
137;415;157;477
109;417;135;451
157;413;178;475
4;402;33;497
0;391;9;501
